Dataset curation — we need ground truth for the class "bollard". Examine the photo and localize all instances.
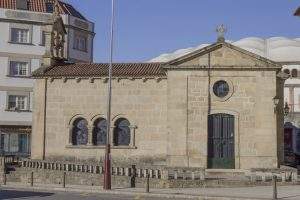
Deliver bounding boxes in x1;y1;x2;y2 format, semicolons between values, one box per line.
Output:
3;173;6;185
146;173;150;193
63;172;66;188
130;165;136;188
30;172;33;187
272;175;277;200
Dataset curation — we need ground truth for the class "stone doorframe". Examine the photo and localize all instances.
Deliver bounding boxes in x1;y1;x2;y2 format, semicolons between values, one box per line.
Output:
209;109;240;169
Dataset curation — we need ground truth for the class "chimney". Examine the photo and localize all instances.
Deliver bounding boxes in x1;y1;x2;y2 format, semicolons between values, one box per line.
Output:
16;0;28;10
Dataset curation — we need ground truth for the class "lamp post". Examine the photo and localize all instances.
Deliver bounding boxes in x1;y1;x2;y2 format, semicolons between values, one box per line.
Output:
284;102;290;116
104;0;115;190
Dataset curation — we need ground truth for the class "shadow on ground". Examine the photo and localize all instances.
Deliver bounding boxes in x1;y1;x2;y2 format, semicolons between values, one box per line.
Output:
0;189;54;200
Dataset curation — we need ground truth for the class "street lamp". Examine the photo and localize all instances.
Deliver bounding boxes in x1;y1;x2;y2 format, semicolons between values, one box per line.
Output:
104;0;115;190
284;102;290;116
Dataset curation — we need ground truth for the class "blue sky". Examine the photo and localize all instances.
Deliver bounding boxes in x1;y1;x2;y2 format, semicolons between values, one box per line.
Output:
66;0;299;63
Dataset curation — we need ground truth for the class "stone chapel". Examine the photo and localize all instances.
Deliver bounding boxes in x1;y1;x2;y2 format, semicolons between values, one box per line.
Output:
31;15;286;169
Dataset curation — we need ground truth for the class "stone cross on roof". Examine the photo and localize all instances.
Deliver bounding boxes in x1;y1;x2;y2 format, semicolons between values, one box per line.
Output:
216;24;227;42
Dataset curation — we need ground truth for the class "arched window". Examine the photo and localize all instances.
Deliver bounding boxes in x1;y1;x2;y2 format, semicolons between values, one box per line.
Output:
92;118;107;145
72;118;88;145
113;118;131;146
283;69;290;75
291;69;298;78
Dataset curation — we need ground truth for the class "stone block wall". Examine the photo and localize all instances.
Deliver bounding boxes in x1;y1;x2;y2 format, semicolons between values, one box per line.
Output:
166;45;282;169
32;78;168;164
31;43;283;170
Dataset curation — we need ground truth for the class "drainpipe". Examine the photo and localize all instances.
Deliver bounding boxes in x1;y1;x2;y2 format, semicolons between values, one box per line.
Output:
186;76;189;167
207;53;212;168
42;78;48;160
208;53;211;115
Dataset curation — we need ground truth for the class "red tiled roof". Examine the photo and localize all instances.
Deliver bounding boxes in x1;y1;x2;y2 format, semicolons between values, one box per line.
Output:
295;7;300;16
0;0;86;20
32;62;167;78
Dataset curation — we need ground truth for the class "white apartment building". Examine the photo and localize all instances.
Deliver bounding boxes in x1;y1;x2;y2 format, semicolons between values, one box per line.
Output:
0;0;94;156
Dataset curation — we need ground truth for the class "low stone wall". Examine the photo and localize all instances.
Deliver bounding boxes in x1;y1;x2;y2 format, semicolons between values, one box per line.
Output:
0;157;298;188
248;167;298;182
6;159;206;188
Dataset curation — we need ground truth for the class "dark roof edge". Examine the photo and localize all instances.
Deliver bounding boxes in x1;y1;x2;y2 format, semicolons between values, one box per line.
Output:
31;62;167;78
166;41;281;67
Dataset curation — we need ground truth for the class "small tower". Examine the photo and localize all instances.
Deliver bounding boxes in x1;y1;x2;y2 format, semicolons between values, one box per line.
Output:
216;24;227;43
42;0;67;66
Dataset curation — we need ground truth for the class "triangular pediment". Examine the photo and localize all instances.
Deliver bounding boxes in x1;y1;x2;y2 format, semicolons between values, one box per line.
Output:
166;42;281;69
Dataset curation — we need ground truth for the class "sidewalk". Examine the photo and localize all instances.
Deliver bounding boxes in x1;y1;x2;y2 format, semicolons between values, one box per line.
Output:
2;182;300;200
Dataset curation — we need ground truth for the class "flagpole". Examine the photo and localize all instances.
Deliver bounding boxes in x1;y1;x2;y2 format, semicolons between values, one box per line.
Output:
104;0;115;190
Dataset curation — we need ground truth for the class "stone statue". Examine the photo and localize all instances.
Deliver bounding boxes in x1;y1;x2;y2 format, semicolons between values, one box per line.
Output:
50;0;66;59
51;30;65;58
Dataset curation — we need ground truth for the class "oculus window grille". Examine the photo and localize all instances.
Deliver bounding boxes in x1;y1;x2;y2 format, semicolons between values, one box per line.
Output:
213;80;229;98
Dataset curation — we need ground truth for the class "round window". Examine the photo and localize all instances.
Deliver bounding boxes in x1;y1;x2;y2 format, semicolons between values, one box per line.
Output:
213;80;229;98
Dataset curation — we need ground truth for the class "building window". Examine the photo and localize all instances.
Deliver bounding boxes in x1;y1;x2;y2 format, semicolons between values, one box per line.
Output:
45;2;54;13
113;118;131;146
0;133;29;155
19;134;29;154
213;80;229;98
10;61;29;76
92;118;107;145
11;28;29;44
74;34;87;52
284;69;290;75
0;134;5;153
40;31;46;46
72;118;88;145
9;134;19;153
291;69;298;78
7;95;28;111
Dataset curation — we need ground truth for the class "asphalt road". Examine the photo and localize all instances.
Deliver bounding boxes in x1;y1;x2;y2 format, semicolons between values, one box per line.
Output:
0;189;191;200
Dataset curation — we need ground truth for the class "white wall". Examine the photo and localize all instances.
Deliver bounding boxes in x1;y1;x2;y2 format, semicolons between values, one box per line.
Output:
283;65;300;113
0;8;94;127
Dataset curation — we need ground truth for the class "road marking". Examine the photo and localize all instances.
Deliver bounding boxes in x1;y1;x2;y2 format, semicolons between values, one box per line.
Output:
80;192;90;196
134;194;145;200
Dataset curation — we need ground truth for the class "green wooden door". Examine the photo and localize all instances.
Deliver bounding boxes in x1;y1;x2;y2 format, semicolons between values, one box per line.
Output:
208;114;235;169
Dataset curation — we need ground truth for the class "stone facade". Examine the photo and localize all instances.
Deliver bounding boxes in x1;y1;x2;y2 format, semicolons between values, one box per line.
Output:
31;42;284;170
32;77;168;164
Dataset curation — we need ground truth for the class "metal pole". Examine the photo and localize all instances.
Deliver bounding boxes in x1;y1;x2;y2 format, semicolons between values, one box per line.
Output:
63;172;66;188
272;175;277;200
130;165;136;188
30;171;33;187
104;0;115;190
3;173;6;185
146;173;150;193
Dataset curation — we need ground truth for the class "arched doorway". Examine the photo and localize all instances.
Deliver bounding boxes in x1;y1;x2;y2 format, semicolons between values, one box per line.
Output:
208;113;235;169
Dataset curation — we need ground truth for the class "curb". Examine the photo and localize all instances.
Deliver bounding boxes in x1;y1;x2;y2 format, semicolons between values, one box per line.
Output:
0;184;265;200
